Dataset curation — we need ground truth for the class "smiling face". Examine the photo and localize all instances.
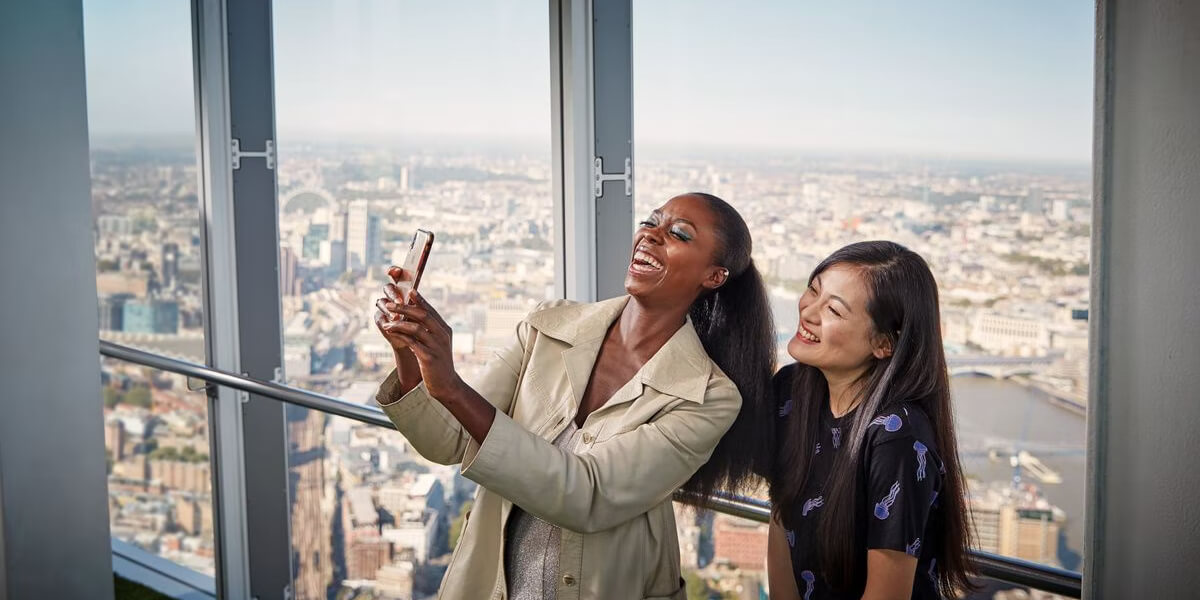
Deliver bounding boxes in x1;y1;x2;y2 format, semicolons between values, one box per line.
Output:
624;194;729;306
787;264;893;379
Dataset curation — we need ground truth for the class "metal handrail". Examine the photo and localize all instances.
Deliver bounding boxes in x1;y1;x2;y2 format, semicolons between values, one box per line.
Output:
99;340;1083;598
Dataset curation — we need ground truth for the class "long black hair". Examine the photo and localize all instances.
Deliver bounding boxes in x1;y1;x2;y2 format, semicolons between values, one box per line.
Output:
769;241;974;596
680;192;777;499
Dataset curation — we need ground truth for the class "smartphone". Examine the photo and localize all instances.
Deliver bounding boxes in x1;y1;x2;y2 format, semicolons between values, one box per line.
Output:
395;229;434;304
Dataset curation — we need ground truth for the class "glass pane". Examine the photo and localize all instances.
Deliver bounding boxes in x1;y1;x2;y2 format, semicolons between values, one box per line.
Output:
271;3;553;597
636;0;1093;574
963;579;1074;600
674;503;769;599
100;357;216;576
85;0;205;363
83;0;214;576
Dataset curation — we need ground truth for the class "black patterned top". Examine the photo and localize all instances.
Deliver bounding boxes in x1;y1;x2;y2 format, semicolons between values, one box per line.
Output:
772;364;946;600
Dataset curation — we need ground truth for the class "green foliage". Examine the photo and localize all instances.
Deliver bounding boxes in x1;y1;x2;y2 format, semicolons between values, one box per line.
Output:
114;575;171;600
104;386;122;409
1003;252;1088;278
131;214;158;234
684;570;719;600
149;445;208;463
125;385;151;408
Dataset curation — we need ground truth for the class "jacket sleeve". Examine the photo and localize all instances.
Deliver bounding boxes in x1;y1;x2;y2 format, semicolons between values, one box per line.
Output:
375;314;534;466
459;376;742;533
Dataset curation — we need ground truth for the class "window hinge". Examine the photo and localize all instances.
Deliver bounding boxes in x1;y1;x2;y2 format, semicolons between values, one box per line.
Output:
231;138;276;170
593;156;632;197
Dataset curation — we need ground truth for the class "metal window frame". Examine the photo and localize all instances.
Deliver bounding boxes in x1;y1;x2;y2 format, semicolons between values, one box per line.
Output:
551;0;633;301
1083;1;1111;597
184;1;1102;597
111;540;218;600
193;1;292;598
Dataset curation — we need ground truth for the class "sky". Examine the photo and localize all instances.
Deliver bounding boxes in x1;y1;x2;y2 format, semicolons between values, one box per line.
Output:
82;0;1095;162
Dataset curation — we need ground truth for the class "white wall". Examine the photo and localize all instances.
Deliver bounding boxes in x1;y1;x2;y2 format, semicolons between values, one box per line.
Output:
1089;0;1200;596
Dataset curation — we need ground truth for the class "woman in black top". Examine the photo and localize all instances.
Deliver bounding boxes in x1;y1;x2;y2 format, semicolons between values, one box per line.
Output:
766;241;974;599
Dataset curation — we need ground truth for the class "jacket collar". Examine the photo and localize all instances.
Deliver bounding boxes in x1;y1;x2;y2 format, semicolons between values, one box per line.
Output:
526;296;713;404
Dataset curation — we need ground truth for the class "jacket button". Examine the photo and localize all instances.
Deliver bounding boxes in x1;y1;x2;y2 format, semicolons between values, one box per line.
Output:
562;574;576;586
582;432;594;444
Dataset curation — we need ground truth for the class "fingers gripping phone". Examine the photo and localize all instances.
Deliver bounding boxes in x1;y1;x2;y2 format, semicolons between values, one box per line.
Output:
395;229;434;304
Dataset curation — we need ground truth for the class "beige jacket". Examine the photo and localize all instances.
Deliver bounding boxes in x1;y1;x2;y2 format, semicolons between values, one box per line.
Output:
376;296;742;599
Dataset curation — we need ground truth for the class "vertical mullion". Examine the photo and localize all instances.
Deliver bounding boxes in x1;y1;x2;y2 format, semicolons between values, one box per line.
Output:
225;0;293;598
195;0;292;598
193;0;251;597
554;0;599;302
590;0;633;300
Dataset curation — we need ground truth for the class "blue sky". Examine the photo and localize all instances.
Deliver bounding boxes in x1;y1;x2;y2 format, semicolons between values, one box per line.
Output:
83;0;1094;161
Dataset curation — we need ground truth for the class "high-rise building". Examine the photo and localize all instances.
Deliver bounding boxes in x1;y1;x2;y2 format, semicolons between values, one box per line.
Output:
970;484;1065;567
122;299;180;334
483;299;535;350
161;243;179;289
319;239;347;273
381;509;437;564
712;513;769;572
674;504;702;570
330;207;348;242
174;496;204;536
302;223;329;259
1024;187;1046;215
398;166;410;192
969;312;1051;356
97;214;133;236
105;418;126;461
98;293;133;331
346;536;390;581
149;459;210;494
346;199;380;272
374;561;415;599
279;245;298;296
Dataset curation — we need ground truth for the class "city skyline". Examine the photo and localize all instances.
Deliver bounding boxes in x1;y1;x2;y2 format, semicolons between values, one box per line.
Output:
83;0;1094;162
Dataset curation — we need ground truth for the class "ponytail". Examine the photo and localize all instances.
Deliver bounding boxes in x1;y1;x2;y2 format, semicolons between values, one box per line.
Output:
680;193;776;500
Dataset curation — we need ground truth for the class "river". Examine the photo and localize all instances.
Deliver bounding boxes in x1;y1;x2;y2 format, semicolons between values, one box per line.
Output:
950;375;1086;571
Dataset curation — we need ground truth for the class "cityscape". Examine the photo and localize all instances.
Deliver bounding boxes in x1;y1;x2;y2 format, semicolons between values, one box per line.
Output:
93;137;1090;599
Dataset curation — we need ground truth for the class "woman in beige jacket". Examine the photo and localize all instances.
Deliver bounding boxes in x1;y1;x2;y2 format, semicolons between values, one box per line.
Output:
373;193;775;599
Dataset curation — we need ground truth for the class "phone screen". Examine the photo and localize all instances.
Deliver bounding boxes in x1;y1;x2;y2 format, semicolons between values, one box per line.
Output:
395;229;434;302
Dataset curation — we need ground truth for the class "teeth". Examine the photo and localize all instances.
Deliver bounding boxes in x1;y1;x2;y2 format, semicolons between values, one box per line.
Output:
633;249;663;270
798;327;821;343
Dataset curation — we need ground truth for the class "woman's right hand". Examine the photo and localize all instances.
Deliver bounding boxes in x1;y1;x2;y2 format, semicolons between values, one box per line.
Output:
374;266;416;352
375;267;423;394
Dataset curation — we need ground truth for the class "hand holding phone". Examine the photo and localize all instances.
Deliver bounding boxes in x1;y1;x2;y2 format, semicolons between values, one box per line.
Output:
392;229;434;306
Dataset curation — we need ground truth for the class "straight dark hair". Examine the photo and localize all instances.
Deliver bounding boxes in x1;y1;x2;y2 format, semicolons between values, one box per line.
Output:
769;241;975;596
680;193;777;498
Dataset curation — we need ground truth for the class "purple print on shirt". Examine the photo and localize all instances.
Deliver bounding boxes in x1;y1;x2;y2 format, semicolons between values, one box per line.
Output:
874;481;901;520
914;441;929;481
800;570;815;600
778;398;793;417
802;496;824;517
869;413;903;432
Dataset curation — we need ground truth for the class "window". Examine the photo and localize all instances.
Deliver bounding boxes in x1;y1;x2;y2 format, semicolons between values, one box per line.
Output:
84;0;214;574
271;2;553;597
634;0;1093;585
